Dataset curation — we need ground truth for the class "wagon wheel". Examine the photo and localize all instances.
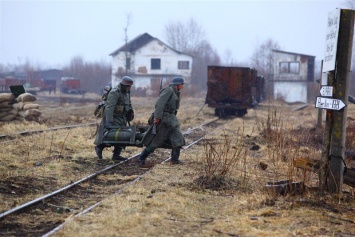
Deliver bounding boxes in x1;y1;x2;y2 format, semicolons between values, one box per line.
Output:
215;108;226;119
236;109;247;117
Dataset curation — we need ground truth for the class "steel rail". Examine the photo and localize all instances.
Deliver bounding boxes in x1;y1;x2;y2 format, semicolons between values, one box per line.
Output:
43;119;222;237
0;119;219;220
0;156;129;220
42;161;152;237
0;122;97;140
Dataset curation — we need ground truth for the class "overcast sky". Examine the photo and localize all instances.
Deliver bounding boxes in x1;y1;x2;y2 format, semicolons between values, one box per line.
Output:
0;0;346;69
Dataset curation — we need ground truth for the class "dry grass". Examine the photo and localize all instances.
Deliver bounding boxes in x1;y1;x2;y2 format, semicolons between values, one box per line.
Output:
2;94;355;236
0;95;215;212
52;99;355;236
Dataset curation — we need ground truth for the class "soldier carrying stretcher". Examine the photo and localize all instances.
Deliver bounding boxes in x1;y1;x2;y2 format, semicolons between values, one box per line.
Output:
136;77;186;165
94;76;134;161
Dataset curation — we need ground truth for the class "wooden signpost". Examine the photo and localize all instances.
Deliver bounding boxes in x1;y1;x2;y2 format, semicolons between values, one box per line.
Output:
318;9;354;193
315;96;346;111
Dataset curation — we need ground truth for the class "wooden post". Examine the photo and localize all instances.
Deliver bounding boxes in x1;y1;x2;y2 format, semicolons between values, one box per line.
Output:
319;72;334;192
328;9;354;193
317;60;324;128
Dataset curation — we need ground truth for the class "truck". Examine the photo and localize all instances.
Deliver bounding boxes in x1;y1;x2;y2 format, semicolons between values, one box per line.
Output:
60;77;84;94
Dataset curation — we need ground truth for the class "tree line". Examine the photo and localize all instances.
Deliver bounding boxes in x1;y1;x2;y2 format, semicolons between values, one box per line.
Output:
0;17;326;97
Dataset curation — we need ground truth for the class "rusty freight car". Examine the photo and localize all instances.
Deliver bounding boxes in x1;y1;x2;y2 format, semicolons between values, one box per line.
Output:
205;66;264;118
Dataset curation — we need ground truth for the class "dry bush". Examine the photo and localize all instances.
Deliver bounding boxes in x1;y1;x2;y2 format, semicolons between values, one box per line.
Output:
194;129;250;192
253;106;318;196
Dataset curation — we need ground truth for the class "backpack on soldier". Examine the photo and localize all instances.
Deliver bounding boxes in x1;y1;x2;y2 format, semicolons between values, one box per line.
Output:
94;85;111;118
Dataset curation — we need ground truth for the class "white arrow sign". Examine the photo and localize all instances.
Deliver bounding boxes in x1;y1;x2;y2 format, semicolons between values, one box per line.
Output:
320;86;333;97
315;96;346;110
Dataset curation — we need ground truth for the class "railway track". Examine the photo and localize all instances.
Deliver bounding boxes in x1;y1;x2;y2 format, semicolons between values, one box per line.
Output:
0;123;98;142
0;119;222;236
0;110;154;143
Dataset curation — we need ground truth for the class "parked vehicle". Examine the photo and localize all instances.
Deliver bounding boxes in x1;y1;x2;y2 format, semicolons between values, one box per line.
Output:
68;89;86;94
205;66;265;118
60;77;81;94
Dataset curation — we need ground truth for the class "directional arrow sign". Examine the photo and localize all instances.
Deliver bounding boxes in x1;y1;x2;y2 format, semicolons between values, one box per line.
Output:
320;86;333;97
315;96;346;110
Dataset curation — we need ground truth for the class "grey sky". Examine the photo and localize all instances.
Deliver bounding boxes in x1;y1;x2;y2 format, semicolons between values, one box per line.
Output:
0;0;344;69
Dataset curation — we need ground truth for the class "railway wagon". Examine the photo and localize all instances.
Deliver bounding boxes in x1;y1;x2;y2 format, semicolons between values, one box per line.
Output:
206;65;264;118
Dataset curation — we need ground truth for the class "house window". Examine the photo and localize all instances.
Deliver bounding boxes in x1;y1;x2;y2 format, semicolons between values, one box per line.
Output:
279;62;299;74
289;62;299;73
280;62;289;73
151;58;161;70
178;61;189;70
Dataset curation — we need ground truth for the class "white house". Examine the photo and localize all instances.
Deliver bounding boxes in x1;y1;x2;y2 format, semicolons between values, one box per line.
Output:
272;50;315;103
109;33;193;94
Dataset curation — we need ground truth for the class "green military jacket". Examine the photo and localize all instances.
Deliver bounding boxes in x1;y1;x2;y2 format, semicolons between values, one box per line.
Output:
94;84;132;145
142;85;185;149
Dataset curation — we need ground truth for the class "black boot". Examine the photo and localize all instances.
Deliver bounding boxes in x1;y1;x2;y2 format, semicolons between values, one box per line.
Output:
95;144;105;159
171;147;183;164
136;149;150;165
112;146;128;161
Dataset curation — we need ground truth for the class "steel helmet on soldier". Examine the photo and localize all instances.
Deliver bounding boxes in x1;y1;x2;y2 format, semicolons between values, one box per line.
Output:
171;77;185;85
120;76;134;86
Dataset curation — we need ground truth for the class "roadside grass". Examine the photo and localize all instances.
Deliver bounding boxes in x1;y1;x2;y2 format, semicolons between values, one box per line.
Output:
58;102;355;236
0;96;215;212
2;95;355;236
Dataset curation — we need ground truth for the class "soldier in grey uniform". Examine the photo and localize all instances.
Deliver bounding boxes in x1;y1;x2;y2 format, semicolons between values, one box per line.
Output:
137;77;186;165
94;76;134;161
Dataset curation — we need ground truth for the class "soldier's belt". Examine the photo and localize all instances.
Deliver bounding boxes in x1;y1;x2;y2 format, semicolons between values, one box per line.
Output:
163;108;176;114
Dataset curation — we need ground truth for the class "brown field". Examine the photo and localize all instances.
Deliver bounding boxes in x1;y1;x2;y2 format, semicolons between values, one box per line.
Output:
1;92;355;237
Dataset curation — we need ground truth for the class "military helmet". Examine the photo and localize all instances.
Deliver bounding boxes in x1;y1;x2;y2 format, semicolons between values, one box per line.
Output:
171;77;185;85
120;76;134;86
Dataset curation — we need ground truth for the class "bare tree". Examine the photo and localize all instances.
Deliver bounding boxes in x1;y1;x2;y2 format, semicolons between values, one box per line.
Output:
66;56;84;76
164;18;206;54
223;49;234;66
113;12;135;86
63;56;111;94
123;12;132;75
191;40;221;92
250;39;281;100
250;38;281;80
164;18;220;94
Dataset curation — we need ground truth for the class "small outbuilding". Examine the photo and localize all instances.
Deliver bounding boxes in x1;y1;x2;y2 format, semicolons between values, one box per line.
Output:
271;49;315;103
